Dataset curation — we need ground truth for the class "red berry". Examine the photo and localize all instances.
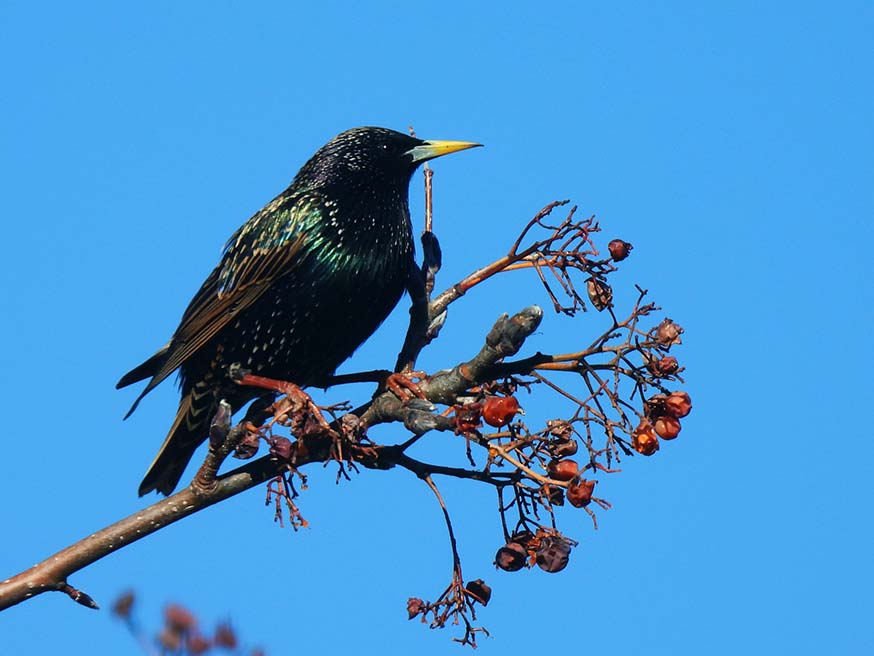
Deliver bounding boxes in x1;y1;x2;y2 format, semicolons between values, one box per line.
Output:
654;415;681;440
632;419;660;456
567;478;596;508
482;396;520;427
665;391;692;418
547;459;580;482
495;542;528;572
608;239;633;261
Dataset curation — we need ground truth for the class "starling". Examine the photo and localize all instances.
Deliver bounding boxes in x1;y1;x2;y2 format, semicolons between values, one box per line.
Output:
118;127;480;496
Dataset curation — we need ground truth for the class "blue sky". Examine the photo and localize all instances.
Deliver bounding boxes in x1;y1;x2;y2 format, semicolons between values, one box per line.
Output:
2;1;872;654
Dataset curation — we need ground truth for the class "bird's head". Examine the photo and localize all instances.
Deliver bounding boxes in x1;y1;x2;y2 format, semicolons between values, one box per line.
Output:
294;126;481;192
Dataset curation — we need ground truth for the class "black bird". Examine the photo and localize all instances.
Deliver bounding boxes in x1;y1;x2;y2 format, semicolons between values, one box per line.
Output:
118;127;480;496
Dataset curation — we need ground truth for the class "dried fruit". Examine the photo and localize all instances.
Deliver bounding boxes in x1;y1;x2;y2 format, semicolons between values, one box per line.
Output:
111;591;134;619
535;536;571;573
567;478;596;508
234;430;261;460
547;458;580;481
587;278;613;311
665;391;692;418
268;436;293;460
482;396;520;427
549;438;579;458
632;419;660;456
465;579;492;606
546;419;574;440
407;597;426;619
654;415;681;440
213;622;238;649
164;604;197;633
655;318;684;347
159;627;182;651
608;239;633;261
187;633;211;655
495;541;528;572
648;355;679;377
454;401;483;434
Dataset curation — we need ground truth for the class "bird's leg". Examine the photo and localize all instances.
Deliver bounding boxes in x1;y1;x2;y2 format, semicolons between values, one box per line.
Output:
395;262;430;373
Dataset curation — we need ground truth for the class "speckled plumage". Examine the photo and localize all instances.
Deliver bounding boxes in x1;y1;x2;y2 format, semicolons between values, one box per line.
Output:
118;127;479;496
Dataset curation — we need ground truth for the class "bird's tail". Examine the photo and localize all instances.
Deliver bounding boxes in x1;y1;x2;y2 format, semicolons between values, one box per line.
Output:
138;387;215;496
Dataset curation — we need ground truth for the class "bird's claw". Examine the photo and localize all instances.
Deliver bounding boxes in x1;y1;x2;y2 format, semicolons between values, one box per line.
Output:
385;371;427;401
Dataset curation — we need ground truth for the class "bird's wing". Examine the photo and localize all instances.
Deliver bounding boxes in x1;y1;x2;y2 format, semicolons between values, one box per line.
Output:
141;191;321;392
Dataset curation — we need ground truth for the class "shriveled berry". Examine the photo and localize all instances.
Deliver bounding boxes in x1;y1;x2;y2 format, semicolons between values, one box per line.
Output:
655;318;684;347
234;430;261;460
482;396;520;427
407;597;426;619
654;415;681;440
649;356;679;377
466;579;492;606
587;278;613;311
632;419;660;456
164;604;197;633
567;478;596;508
495;542;528;572
535;536;571;573
547;458;580;481
665;391;692;418
268;436;293;460
213;622;237;649
549;438;579;458
546;419;574;440
111;591;135;619
187;633;211;655
608;239;633;261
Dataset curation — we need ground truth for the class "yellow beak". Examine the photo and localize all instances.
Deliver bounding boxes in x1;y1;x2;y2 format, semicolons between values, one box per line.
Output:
406;139;483;163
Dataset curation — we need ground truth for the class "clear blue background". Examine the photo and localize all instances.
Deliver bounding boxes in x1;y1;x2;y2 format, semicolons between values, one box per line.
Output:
2;1;872;654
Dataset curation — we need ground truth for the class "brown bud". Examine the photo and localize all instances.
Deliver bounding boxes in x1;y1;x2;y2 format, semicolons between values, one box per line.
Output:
164;604;197;633
549;438;578;458
187;633;211;655
482;396;520;427
214;622;238;649
465;579;492;606
665;391;692;418
608;239;633;261
567;478;596;508
547;458;580;482
632;419;660;456
268;436;293;460
111;591;134;619
407;597;426;619
587;278;613;311
535;536;571;573
495;541;528;572
654;415;681;440
655;318;684;347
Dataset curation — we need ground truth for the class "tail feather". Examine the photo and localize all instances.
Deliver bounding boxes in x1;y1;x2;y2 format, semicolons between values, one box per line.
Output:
138;390;213;496
117;342;172;420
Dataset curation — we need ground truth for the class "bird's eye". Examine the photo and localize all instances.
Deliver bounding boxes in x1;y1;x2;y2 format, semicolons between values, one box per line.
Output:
379;143;389;151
